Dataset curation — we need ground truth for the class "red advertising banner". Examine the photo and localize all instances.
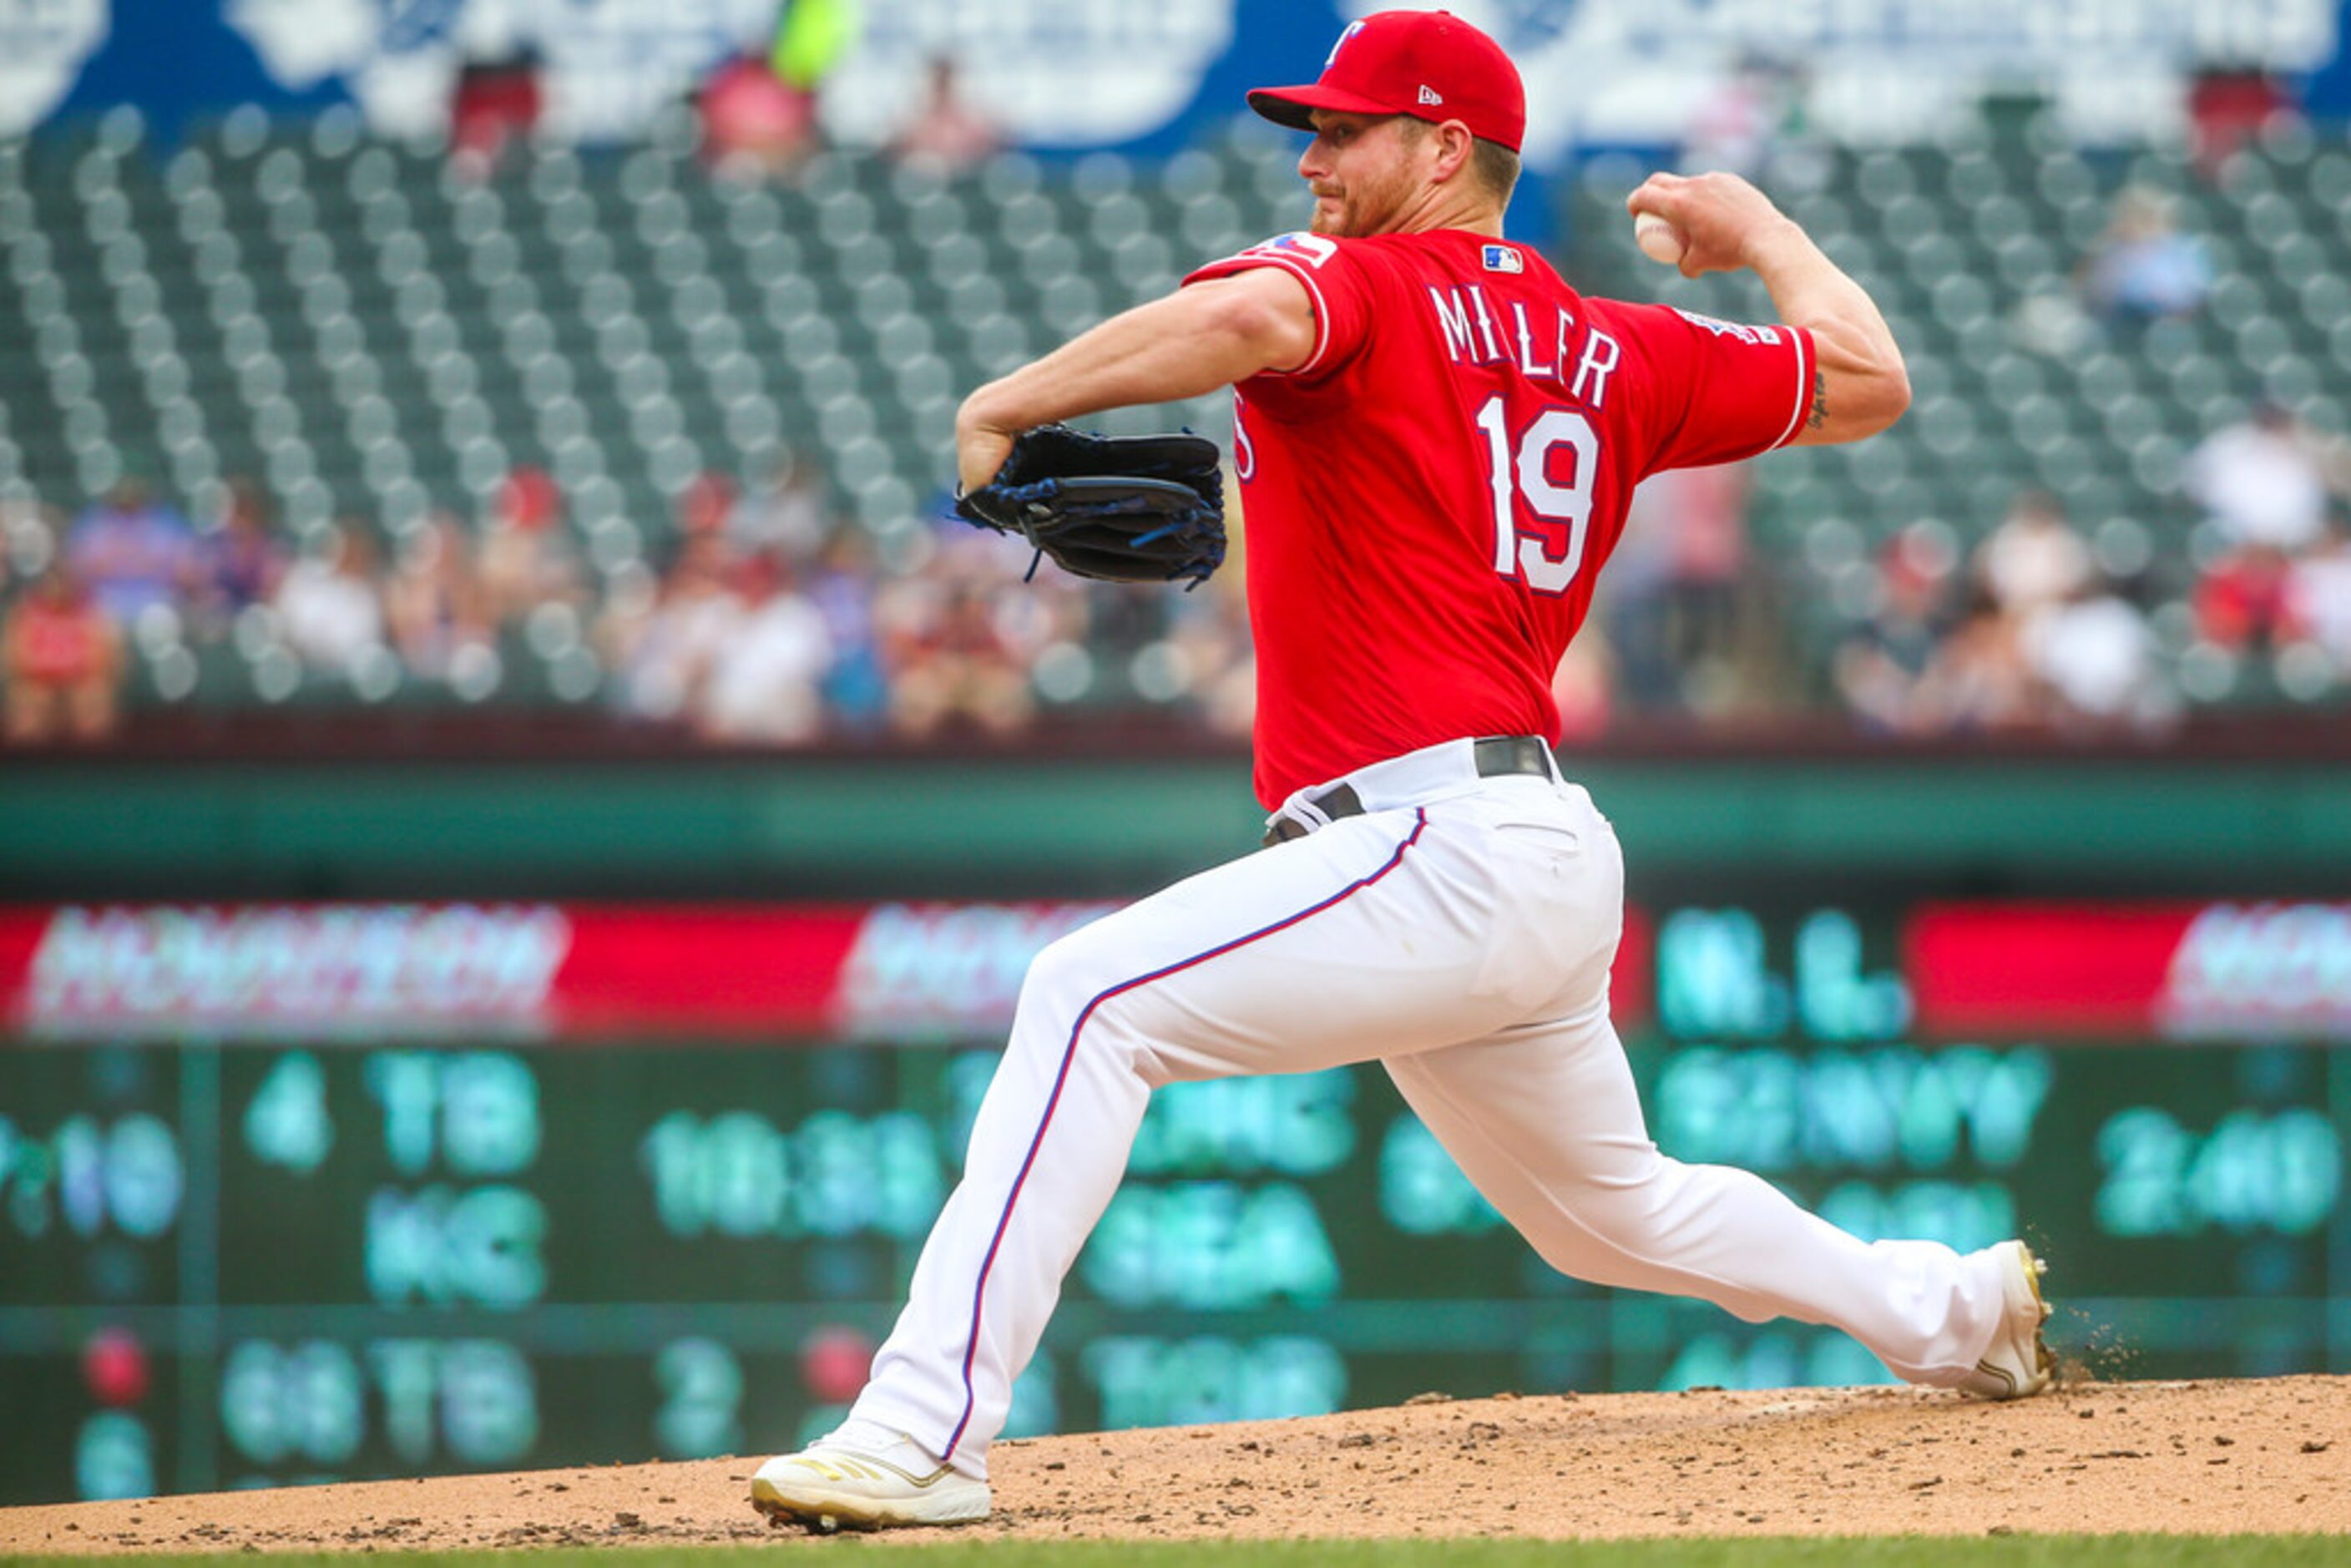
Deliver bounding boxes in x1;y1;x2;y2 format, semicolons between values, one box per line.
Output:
10;899;2342;1045
1908;902;2351;1042
0;901;1654;1044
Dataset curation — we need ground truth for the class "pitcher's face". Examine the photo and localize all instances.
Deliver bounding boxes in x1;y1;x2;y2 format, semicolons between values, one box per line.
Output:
1297;111;1426;238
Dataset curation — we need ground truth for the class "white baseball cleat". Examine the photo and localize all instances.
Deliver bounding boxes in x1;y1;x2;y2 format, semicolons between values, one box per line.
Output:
1959;1238;2055;1400
750;1423;991;1532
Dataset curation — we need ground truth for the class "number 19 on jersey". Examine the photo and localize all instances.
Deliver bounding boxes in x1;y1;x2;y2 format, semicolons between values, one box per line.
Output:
1475;397;1596;596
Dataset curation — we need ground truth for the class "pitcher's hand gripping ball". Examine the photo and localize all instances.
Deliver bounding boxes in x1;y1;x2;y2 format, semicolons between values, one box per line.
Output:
1634;211;1686;268
954;424;1227;588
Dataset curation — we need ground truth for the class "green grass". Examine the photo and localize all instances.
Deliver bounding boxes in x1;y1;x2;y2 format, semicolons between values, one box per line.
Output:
3;1539;2340;1567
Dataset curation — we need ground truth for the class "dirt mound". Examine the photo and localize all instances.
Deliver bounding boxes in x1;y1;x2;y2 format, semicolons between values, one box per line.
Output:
3;1376;2345;1553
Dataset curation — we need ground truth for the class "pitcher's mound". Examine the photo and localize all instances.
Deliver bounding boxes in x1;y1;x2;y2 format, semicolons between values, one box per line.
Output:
4;1376;2346;1553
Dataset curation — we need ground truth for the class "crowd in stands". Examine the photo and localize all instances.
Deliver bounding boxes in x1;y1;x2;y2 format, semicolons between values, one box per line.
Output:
0;454;1257;748
1828;493;2169;737
2185;403;2351;676
8;57;2349;751
10;407;2345;750
1823;402;2351;737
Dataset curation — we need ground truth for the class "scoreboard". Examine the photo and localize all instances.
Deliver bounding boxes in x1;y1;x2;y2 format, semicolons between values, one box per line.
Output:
2;898;2346;1505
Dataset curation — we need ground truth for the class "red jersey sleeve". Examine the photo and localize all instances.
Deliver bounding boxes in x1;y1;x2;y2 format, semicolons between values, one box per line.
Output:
1593;301;1816;477
1182;231;1376;394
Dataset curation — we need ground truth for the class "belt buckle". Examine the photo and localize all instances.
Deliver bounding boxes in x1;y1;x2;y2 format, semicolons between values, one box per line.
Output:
1474;734;1551;780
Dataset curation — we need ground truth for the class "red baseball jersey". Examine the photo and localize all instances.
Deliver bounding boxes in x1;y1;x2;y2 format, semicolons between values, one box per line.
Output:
1184;230;1815;807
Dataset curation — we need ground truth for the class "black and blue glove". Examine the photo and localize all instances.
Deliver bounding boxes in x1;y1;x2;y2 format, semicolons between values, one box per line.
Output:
954;424;1227;589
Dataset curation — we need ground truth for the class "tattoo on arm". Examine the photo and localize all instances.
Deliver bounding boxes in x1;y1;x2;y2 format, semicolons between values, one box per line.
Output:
1807;369;1828;432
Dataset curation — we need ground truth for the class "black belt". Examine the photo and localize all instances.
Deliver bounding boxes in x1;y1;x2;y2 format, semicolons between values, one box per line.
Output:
1263;736;1555;847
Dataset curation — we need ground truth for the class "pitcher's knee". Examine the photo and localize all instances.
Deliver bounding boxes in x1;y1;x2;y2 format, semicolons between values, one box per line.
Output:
1554;1156;1696;1256
1020;927;1121;1019
1011;928;1163;1075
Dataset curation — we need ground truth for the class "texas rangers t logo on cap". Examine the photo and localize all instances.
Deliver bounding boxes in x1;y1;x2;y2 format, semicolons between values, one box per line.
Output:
1326;19;1366;67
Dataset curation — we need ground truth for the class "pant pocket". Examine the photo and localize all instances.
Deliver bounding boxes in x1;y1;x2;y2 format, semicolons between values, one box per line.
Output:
1491;820;1583;857
1471;836;1605;1013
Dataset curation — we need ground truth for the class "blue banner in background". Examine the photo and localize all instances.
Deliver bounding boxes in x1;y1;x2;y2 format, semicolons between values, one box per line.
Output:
14;2;2351;159
17;2;1346;149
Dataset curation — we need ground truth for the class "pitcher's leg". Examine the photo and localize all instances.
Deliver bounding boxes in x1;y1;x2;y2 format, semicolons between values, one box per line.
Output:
842;928;1151;1474
851;807;1536;1475
1385;1009;2009;1385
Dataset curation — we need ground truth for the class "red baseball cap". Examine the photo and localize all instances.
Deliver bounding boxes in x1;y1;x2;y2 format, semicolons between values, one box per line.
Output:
1248;9;1526;154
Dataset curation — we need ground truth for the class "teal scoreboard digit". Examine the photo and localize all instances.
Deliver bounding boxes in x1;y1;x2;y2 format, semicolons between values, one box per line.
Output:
3;901;2345;1505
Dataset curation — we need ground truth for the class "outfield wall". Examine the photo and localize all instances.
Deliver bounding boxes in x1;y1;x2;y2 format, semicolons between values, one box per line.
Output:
4;747;2348;900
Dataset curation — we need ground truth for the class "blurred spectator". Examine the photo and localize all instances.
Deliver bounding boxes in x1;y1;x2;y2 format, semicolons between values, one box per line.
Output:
591;562;659;702
678;471;739;543
1596;480;1678;710
885;574;1034;739
1657;463;1751;711
2186;402;2333;554
2;497;63;599
2188;71;2296;179
449;44;543;179
2020;575;2161;730
890;58;1002;173
1683;63;1768;180
66;474;197;628
1606;463;1757;714
276;524;389;677
2283;521;2351;669
611;532;742;722
1682;54;1801;180
4;564;122;743
699;556;833;742
2081;187;2212;321
190;478;286;635
727;451;832;564
2194;544;2294;651
2008;286;2096;360
1833;526;1951;735
1165;563;1256;740
700;50;820;182
1921;586;2036;732
771;0;860;90
478;468;584;629
806;525;892;731
386;512;493;681
1975;490;2091;616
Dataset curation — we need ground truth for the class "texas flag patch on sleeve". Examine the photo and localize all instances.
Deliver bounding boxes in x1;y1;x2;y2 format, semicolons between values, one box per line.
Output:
1481;243;1524;274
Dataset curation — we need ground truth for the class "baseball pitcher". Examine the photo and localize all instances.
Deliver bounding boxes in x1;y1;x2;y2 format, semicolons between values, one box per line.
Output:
753;8;2052;1531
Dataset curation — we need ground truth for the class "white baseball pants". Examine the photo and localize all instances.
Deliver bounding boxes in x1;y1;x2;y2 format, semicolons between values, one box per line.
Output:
848;737;2012;1477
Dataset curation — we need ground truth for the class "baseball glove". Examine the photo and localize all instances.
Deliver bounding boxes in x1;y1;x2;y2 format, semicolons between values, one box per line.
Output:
953;424;1226;589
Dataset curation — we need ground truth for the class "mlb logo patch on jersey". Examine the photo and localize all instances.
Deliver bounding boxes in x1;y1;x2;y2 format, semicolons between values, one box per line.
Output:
1482;244;1524;274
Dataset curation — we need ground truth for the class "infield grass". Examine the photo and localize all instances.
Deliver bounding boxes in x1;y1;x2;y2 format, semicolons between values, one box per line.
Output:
3;1538;2340;1566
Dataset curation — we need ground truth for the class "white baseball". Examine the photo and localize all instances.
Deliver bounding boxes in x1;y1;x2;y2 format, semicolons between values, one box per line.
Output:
1634;211;1686;267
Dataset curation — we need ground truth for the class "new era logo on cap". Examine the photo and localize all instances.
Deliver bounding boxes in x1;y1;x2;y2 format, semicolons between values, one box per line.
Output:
1418;84;1443;106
